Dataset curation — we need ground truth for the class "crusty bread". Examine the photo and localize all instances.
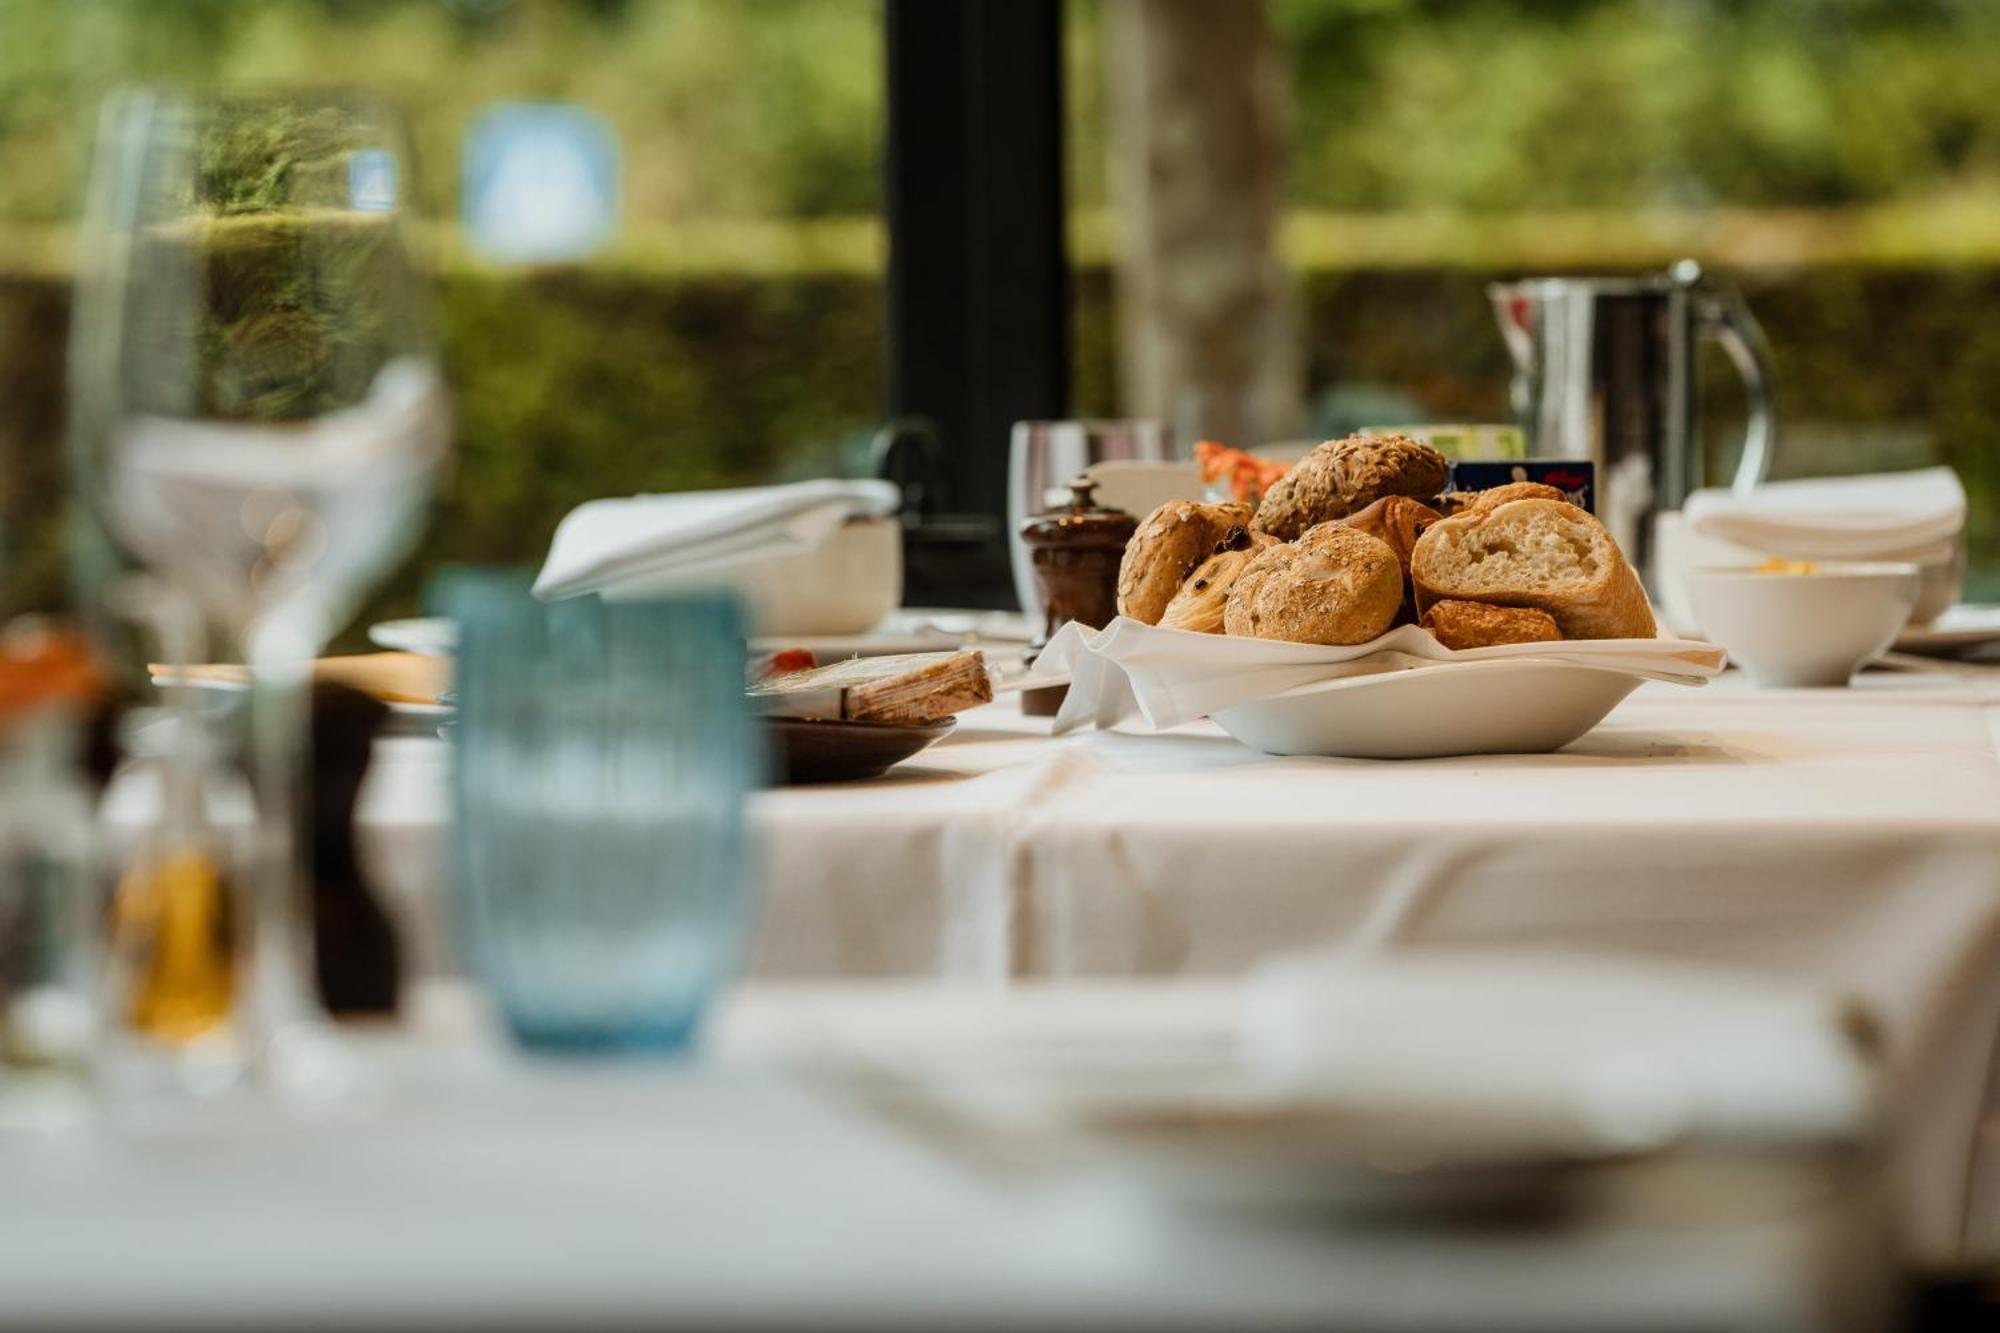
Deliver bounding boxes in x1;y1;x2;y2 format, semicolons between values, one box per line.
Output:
1410;498;1655;640
1158;529;1277;634
1336;496;1439;576
1420;599;1563;650
1116;500;1253;624
1223;522;1403;645
1436;481;1568;517
1250;433;1448;541
1336;495;1441;622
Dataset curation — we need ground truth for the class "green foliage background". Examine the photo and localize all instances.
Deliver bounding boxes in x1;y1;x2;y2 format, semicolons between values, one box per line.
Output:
4;0;2000;635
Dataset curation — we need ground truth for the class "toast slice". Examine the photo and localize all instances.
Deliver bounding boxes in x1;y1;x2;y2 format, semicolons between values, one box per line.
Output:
1410;498;1656;640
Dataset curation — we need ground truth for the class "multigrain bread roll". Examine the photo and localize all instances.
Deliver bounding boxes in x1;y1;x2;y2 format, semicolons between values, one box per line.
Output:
1250;433;1449;541
1421;599;1563;650
1410;498;1656;640
1436;481;1568;517
1158;527;1277;634
1116;500;1253;624
1223;522;1403;645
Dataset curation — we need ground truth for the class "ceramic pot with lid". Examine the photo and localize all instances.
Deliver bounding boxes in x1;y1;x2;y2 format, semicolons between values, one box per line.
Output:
1017;476;1136;715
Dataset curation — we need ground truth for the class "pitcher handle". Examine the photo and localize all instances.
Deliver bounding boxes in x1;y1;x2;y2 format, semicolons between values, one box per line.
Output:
1695;287;1776;495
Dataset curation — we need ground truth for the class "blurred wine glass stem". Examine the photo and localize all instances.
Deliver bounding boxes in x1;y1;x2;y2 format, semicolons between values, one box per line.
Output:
243;600;348;1097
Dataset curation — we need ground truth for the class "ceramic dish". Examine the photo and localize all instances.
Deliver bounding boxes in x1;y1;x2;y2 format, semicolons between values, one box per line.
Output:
369;617;458;656
147;673;454;737
768;716;956;784
1686;562;1921;687
1209;658;1645;760
1893;603;2000;655
375;610;1037;663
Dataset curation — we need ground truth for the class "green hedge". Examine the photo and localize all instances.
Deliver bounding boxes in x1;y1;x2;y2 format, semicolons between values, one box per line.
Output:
7;259;2000;646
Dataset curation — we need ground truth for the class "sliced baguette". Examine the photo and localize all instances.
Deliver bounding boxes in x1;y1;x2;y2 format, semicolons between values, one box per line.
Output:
1409;498;1655;640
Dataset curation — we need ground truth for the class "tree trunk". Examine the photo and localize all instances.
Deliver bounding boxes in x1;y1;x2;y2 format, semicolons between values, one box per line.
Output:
1106;0;1301;450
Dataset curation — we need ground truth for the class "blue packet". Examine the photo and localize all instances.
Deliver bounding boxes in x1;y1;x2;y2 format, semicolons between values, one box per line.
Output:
1449;460;1596;513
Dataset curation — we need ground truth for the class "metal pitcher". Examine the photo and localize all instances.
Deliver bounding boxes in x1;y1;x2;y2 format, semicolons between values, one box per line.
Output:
1488;259;1774;580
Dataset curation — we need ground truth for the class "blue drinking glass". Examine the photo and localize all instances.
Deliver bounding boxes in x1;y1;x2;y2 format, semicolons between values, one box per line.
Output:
444;574;756;1053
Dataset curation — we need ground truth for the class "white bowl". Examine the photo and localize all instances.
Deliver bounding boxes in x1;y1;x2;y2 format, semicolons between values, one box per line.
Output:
1653;511;1963;634
598;516;902;637
1210;658;1644;760
1686;562;1921;688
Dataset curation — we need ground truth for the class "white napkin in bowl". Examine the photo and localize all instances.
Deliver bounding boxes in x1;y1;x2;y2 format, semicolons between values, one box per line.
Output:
533;479;901;600
1684;466;1964;562
1030;617;1726;734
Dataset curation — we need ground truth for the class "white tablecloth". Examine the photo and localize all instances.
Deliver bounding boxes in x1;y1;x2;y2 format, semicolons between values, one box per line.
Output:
352;668;2000;1262
0;984;1898;1331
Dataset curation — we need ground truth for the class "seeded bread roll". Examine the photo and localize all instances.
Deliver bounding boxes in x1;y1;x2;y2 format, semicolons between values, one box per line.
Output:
1436;481;1568;517
1421;599;1563;650
1410;498;1656;640
1250;433;1449;541
1158;528;1278;634
1223;522;1403;645
1116;500;1254;625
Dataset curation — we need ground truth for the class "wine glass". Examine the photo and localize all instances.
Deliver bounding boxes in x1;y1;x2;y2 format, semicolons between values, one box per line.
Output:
68;90;449;1096
1007;420;1169;622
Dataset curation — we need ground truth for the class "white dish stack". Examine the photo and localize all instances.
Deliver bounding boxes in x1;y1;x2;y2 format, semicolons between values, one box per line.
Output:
1656;467;1967;634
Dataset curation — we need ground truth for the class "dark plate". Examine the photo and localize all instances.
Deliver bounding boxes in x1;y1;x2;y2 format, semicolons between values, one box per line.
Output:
768;716;957;785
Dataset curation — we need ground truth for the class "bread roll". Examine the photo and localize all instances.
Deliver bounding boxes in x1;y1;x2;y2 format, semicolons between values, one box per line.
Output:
1223;522;1403;645
1336;496;1439;574
1410;498;1655;640
1336;495;1441;622
1116;500;1253;625
1436;481;1567;517
1420;599;1563;650
1158;529;1277;634
1250;433;1449;541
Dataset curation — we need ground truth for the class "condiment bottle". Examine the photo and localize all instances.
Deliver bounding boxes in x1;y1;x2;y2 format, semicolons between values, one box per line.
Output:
0;622;104;1124
110;709;239;1048
1016;477;1137;716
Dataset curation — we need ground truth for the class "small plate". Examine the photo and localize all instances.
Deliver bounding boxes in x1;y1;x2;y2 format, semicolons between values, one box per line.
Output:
1211;658;1643;760
768;716;955;784
368;617;458;656
147;673;453;737
750;608;1033;660
1895;603;2000;654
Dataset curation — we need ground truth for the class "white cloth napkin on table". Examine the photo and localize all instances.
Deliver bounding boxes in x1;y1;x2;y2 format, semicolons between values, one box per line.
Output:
1684;467;1964;562
533;479;901;600
1030;616;1727;734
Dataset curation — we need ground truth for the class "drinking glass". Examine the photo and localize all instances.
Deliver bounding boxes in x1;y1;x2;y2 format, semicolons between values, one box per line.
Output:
445;576;756;1054
68;90;449;1093
1008;420;1168;620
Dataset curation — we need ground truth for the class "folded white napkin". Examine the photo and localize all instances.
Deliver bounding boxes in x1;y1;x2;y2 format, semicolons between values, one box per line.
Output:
1245;952;1877;1148
1031;617;1726;734
533;479;901;600
1683;467;1964;562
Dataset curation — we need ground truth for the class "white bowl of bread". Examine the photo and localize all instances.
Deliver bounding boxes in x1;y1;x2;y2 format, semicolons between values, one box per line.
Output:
1097;433;1703;758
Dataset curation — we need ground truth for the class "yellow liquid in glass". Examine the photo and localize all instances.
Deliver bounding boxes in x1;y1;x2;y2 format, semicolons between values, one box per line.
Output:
117;849;235;1043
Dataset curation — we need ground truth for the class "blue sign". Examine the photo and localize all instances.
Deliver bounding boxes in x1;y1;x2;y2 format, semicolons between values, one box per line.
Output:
462;103;620;262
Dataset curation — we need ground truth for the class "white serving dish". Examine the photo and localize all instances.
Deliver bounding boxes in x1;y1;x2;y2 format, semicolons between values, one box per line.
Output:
1210;658;1644;760
1893;603;2000;654
1686;562;1921;688
598;516;902;637
1655;510;1962;633
148;672;453;737
369;617;457;656
1079;459;1205;518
